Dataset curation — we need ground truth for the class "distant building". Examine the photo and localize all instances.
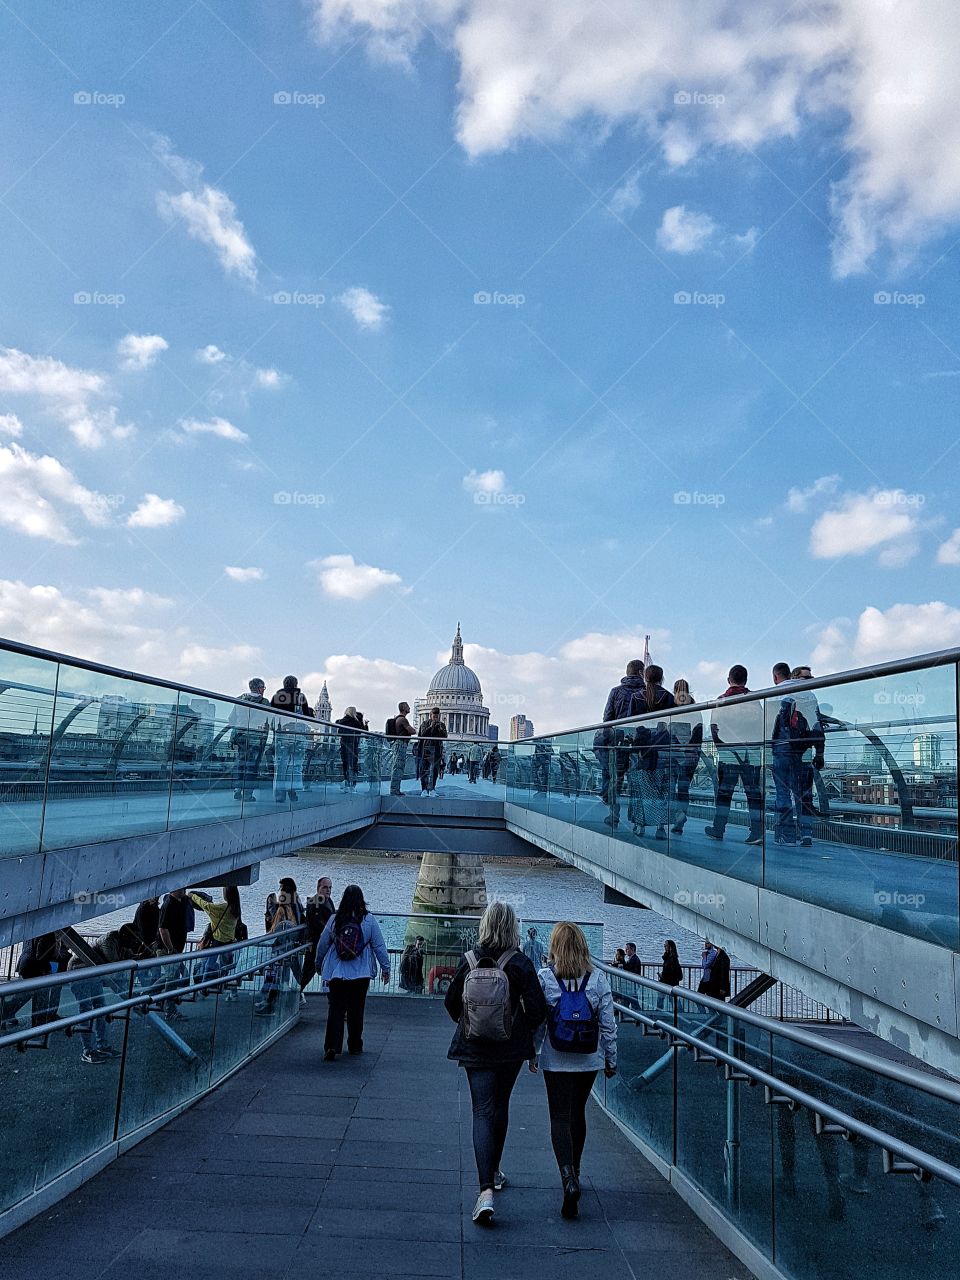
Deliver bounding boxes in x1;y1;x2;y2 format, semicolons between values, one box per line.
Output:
315;680;332;723
414;624;495;741
913;733;942;770
510;714;534;741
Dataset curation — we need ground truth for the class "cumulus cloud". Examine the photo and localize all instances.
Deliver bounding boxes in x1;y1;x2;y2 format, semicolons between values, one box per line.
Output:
462;468;506;495
0;442;114;543
197;345;227;364
814;602;960;673
0;413;24;438
224;566;265;582
311;554;404;600
254;367;285;389
154;136;257;283
126;493;185;529
338;286;389;330
607;173;642;219
937;529;960;566
0;345;130;448
786;474;841;513
308;0;960;274
178;415;249;443
809;489;920;561
177;642;261;671
117;333;168;370
657;205;717;254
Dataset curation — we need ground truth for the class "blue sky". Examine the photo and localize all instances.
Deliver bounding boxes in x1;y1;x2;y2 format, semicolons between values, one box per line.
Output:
0;1;958;732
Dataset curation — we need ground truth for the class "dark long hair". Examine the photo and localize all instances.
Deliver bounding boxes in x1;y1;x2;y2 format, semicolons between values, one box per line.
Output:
663;939;678;962
225;886;242;923
335;883;368;929
644;664;667;710
279;877;298;896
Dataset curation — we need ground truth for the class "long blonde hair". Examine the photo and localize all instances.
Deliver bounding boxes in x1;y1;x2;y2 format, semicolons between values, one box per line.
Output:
548;921;592;981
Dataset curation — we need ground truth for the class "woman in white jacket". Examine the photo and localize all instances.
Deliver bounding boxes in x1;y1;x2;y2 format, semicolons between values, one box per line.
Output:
532;921;617;1219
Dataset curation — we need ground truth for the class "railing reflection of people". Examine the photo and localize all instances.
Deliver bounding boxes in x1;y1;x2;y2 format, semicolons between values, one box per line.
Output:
270;677;313;803
669;679;703;835
335;707;364;790
557;748;580;798
600;658;648;831
255;883;305;1016
704;665;764;846
228;677;271;802
67;925;150;1065
486;744;501;783
0;933;68;1030
522;926;546;969
532;741;553;795
769;663;825;849
418;706;448;796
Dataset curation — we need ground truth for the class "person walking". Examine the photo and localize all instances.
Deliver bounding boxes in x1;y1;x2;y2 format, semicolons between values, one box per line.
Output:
487;744;501;783
315;884;390;1060
531;922;617;1218
466;740;483;784
335;707;364;790
704;665;764;845
270;677;313;803
444;901;547;1226
656;939;683;1010
229;677;271;801
669;679;703;835
599;659;647;829
627;665;675;839
387;701;415;796
302;876;336;992
418;706;448;795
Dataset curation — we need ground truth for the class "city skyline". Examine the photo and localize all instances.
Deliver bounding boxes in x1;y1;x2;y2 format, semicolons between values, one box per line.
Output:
0;3;959;734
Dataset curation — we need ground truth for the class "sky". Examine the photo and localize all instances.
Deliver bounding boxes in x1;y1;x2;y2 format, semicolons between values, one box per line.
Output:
0;0;958;734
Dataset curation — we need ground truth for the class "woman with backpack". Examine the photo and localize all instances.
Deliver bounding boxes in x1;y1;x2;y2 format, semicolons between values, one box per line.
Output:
315;884;390;1061
531;922;617;1219
445;901;547;1227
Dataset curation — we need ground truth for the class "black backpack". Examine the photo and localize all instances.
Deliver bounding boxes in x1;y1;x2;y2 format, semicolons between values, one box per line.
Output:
385;716;397;737
776;697;811;749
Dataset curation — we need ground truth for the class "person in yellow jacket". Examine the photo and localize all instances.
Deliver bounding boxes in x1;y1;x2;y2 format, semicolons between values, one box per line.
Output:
189;887;243;981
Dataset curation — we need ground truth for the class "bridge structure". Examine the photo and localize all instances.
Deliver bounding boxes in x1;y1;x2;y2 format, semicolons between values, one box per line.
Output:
0;633;959;1278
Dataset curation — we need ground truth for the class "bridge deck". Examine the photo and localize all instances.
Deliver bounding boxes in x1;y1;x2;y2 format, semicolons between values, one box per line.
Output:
2;998;749;1280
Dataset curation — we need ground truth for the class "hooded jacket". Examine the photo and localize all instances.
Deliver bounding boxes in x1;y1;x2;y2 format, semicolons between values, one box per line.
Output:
602;674;646;722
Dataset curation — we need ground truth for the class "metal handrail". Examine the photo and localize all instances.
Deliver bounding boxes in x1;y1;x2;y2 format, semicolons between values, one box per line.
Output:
595;959;960;1104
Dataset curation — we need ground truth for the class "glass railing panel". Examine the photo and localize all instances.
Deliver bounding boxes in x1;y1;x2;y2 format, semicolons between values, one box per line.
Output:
763;663;959;949
544;733;577;821
248;934;303;1046
598;1006;675;1166
506;739;533;806
167;692;252;829
674;994;774;1257
40;666;176;850
0;968;132;1213
0;647;58;857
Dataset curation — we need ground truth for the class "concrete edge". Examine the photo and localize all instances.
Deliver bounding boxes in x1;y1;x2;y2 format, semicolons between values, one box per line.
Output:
0;1011;300;1241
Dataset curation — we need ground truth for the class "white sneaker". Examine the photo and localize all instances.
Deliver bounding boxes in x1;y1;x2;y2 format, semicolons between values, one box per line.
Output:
472;1190;495;1224
493;1169;507;1191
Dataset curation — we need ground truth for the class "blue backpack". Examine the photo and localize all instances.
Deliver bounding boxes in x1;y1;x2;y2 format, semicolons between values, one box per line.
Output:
547;968;600;1054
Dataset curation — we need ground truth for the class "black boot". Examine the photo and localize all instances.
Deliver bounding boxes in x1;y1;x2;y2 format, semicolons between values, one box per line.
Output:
560;1165;581;1219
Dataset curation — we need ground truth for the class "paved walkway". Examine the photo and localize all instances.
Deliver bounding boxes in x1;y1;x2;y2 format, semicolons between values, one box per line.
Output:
1;999;750;1280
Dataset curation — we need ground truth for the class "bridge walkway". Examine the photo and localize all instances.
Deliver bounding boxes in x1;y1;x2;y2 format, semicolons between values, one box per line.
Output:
1;998;749;1280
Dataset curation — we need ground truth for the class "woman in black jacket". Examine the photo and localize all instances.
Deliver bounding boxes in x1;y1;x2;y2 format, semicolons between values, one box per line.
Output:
445;901;547;1226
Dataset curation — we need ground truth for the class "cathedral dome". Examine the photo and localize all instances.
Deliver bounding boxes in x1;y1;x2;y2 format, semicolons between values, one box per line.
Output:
415;624;492;741
427;623;481;695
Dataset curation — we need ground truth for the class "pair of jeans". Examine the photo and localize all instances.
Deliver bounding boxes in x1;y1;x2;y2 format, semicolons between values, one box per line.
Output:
71;979;108;1052
273;734;305;799
712;751;762;834
543;1070;598;1171
390;739;408;794
465;1061;523;1191
325;977;370;1054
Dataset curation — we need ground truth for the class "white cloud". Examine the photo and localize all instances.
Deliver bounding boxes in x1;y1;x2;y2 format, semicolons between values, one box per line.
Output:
117;333;168;370
809;489;920;560
86;586;174;614
0;413;24;437
197;344;227;364
311;554;403;600
224;566;265;582
309;0;960;274
607;173;642;219
154;136;257;283
254;367;285;389
126;493;185;529
786;474;841;513
462;468;506;494
733;226;760;253
0;442;114;544
656;205;716;254
338;286;389;330
177;642;261;672
299;654;423;722
178;415;249;443
0;345;129;448
937;529;960;565
812;601;960;674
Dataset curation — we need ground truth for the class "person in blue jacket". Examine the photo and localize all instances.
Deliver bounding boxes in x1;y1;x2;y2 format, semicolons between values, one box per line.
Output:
315;884;390;1061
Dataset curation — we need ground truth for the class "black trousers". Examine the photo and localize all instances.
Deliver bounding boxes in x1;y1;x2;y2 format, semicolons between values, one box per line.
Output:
325;977;370;1053
465;1062;523;1191
543;1070;598;1171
